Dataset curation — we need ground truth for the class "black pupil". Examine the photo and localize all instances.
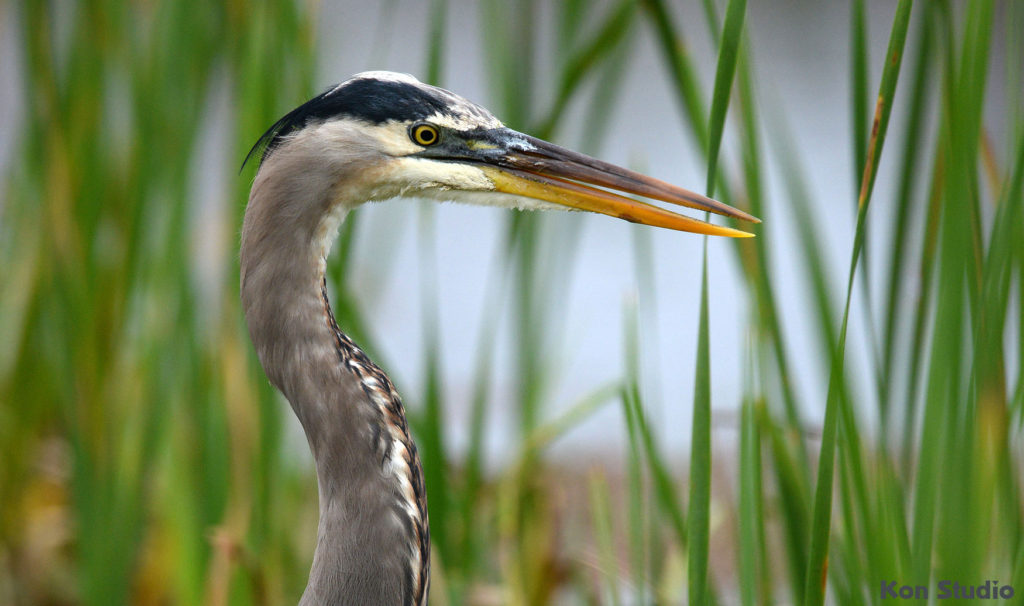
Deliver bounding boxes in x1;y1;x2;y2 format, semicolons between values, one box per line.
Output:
418;127;435;143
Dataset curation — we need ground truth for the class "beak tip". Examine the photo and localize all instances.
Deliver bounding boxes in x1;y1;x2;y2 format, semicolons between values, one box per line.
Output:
729;208;761;224
702;197;759;225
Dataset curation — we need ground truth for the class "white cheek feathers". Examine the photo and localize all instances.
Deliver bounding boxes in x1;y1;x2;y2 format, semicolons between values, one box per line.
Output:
383;157;494;195
422;190;568;213
380;157;569;213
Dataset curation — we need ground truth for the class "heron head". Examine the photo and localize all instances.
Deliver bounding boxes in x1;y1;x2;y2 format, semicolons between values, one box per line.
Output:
245;71;758;237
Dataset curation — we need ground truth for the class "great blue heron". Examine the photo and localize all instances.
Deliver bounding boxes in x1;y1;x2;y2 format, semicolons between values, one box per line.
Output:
240;71;757;606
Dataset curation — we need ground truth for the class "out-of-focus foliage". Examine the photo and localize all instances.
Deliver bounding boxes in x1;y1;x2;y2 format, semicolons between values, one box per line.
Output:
1;0;1021;605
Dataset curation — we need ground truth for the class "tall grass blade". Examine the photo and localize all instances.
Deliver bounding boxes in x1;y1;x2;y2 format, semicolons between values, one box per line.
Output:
456;252;508;578
425;0;447;86
704;0;746;197
850;0;870;193
687;1;746;602
536;0;636;139
589;470;622;606
579;22;635;155
738;396;762;606
641;0;709;150
687;255;712;606
622;303;650;603
417;206;451;567
803;2;913;604
733;48;812;482
880;10;934;430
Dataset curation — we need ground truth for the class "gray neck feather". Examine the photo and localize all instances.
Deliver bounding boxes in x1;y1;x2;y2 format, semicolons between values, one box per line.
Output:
240;138;428;606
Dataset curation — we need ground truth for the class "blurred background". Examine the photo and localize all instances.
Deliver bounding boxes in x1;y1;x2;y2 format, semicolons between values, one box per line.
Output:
1;0;1021;604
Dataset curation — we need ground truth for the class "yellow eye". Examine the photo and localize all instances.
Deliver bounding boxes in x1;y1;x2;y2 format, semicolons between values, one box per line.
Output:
411;123;440;146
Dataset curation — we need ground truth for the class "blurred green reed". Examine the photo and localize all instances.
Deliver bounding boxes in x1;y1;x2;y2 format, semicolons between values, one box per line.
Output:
1;0;1022;605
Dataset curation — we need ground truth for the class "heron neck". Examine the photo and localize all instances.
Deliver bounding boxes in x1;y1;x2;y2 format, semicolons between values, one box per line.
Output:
240;158;428;606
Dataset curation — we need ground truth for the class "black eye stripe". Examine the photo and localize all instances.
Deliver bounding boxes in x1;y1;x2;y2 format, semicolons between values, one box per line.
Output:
243;75;504;170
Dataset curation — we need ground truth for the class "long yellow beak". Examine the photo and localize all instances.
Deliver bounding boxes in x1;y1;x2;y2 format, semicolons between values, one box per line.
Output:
471;131;758;237
482;166;752;237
